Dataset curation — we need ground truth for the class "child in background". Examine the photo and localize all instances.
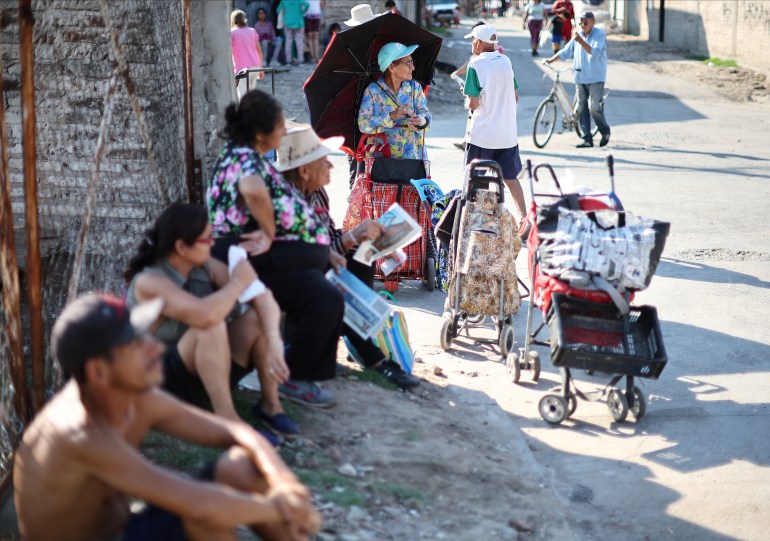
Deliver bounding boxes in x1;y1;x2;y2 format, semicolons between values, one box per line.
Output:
231;9;264;99
254;8;278;66
323;22;341;51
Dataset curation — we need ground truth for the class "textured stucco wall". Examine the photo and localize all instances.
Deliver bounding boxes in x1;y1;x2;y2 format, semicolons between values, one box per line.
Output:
639;0;770;74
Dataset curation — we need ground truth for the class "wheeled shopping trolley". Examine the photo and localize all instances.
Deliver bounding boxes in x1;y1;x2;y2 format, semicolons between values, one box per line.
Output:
352;134;436;293
516;156;671;425
438;160;527;360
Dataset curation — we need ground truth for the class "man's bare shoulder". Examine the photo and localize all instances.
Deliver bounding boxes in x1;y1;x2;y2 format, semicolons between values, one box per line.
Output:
23;382;98;451
14;383;135;541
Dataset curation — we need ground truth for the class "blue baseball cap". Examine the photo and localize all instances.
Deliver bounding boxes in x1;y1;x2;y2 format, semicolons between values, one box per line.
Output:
378;42;419;73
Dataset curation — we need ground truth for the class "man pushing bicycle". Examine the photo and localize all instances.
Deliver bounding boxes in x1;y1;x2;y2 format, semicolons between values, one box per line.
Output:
545;11;610;149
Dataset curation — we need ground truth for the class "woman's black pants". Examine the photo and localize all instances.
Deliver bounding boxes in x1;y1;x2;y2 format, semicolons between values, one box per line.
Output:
213;239;343;381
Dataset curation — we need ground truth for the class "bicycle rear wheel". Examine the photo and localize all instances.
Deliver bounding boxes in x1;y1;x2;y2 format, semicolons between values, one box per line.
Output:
533;98;557;149
576;122;600;140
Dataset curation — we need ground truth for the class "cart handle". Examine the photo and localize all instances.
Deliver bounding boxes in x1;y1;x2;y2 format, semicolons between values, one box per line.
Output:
532;163;563;196
465;159;504;204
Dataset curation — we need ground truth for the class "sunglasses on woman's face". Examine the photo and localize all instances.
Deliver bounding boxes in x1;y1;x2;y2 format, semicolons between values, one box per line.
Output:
399;59;415;68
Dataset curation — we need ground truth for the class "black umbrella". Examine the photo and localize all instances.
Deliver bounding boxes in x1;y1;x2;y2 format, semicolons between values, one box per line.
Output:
303;12;442;151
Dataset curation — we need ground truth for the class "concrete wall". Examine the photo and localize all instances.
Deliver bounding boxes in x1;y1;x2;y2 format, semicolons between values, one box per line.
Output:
325;0;420;27
193;0;238;179
631;0;770;74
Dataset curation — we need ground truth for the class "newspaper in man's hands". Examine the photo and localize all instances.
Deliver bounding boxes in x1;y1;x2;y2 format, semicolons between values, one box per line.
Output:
326;268;391;339
353;203;422;266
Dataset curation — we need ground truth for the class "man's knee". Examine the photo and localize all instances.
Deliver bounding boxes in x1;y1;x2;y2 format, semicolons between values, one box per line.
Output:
212;446;268;494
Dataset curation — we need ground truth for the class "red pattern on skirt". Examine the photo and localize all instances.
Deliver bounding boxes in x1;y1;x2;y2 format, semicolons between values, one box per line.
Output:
371;183;429;281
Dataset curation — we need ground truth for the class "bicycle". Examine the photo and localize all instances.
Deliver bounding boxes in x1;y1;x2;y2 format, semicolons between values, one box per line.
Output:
532;63;607;149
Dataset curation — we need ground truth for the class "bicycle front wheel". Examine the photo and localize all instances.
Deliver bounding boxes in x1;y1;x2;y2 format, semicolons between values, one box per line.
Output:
533;98;557;149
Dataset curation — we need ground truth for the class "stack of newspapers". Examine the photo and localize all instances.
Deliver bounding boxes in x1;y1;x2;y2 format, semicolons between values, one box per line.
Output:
327;203;421;339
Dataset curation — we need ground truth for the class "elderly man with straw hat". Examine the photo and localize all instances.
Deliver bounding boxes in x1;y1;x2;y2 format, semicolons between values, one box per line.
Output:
277;125;422;389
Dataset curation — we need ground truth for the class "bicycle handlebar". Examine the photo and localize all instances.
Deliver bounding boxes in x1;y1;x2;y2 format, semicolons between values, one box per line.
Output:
542;62;572;74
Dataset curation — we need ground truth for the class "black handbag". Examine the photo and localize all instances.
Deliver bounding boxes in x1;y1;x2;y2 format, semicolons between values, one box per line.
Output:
370;158;427;184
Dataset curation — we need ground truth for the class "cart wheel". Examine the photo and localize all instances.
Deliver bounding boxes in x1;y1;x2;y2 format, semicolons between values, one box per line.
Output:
506;352;521;383
528;350;541;382
424;257;436;291
499;325;514;357
539;394;568;425
567;392;578;417
607;388;629;423
439;318;454;351
627;386;647;421
466;313;485;325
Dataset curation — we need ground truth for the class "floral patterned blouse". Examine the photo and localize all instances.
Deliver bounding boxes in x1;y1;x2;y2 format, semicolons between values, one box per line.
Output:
206;143;330;245
358;78;430;160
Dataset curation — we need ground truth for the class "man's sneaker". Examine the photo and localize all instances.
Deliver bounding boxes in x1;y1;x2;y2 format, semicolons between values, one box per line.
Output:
278;380;336;408
576;140;594;148
599;133;611;147
373;360;421;390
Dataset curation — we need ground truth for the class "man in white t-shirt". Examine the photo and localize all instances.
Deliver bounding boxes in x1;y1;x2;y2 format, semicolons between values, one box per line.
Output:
463;25;526;224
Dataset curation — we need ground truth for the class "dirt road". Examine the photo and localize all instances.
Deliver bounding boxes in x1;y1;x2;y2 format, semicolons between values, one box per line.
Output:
280;14;770;541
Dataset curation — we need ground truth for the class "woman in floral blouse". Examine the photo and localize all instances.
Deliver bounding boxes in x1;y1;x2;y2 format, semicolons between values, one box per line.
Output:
206;89;343;407
357;41;431;159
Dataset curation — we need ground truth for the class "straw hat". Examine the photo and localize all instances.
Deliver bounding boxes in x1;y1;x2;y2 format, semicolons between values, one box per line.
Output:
274;125;344;172
344;4;377;27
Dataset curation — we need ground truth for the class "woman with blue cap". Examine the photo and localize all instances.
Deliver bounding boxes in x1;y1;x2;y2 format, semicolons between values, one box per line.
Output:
357;42;431;160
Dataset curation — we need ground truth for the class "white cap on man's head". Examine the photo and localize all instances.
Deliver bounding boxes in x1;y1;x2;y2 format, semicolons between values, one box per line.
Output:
463;25;498;44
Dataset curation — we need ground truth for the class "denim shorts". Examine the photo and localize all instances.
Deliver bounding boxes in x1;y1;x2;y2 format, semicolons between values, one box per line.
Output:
465;144;523;180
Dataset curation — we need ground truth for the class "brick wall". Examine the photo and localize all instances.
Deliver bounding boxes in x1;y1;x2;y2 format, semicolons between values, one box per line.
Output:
636;0;770;75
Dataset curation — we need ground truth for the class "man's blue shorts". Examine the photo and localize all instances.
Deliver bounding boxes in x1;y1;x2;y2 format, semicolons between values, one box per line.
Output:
465;144;523;181
122;505;186;541
122;461;217;541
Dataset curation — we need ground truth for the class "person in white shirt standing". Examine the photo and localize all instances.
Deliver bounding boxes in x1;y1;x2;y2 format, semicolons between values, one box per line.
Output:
462;24;526;225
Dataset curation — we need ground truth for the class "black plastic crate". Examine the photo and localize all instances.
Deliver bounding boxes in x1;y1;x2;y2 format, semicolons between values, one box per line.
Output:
547;294;667;379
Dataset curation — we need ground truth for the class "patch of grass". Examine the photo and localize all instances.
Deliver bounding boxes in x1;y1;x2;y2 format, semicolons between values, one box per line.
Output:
686;54;708;61
353;368;399;391
430;26;452;38
700;56;738;68
371;482;425;506
296;469;367;508
141;431;220;472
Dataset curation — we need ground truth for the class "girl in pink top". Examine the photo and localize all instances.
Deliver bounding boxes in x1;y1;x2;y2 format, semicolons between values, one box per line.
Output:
231;10;264;100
